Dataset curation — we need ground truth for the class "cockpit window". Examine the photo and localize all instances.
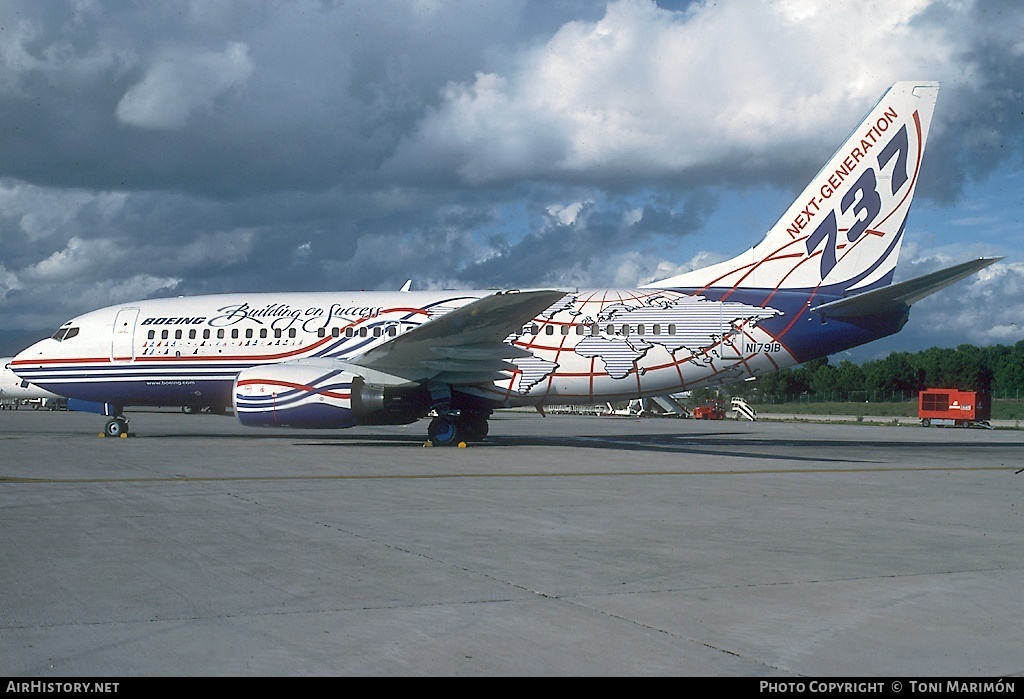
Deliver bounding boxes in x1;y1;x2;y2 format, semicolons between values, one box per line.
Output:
51;327;79;342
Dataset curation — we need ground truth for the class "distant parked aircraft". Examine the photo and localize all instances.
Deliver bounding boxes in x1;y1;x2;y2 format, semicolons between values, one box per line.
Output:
1;358;64;409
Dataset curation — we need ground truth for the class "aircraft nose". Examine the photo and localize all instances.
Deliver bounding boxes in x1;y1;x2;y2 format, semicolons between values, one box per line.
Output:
12;338;50;372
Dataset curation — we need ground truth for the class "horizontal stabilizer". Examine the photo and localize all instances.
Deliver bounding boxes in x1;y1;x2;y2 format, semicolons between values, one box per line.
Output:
811;258;1000;319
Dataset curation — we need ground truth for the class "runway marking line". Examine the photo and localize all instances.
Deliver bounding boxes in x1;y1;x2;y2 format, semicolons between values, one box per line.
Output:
0;464;1018;485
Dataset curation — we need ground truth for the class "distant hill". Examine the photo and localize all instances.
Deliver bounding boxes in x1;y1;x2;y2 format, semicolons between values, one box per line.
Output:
0;329;50;358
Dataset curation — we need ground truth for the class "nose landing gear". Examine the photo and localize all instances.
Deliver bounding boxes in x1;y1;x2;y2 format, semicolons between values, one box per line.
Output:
103;415;130;438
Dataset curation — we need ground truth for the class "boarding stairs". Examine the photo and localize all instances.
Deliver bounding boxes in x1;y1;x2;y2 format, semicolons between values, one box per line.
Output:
731;397;757;421
647;395;689;417
603;395;689;418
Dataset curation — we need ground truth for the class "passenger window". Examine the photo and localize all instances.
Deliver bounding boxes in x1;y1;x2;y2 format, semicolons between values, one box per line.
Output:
245;329;253;339
358;328;367;337
668;324;676;335
288;329;296;338
203;329;210;339
147;330;155;340
175;329;182;340
332;327;340;338
189;329;197;340
373;327;382;337
231;329;239;339
345;328;354;338
161;330;169;340
274;329;282;339
545;325;554;335
260;329;267;339
217;329;225;339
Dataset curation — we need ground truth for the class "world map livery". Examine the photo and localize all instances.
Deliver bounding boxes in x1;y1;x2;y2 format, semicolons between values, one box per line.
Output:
503;290;783;397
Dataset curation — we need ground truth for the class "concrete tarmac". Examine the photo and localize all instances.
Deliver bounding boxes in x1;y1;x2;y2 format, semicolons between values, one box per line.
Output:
1;409;1022;677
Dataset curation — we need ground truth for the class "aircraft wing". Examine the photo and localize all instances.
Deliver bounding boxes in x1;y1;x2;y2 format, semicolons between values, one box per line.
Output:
342;289;568;385
811;258;1000;319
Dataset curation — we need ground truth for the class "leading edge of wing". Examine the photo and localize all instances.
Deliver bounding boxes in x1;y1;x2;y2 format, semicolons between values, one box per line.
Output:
343;289;569;384
811;257;1000;320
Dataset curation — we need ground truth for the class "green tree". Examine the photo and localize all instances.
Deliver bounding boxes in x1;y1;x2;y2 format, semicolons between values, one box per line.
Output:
864;352;917;396
834;359;866;396
948;344;993;392
991;342;1024;393
805;358;840;395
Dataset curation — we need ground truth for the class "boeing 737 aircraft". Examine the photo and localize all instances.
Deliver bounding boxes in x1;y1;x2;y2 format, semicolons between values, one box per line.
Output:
11;82;998;443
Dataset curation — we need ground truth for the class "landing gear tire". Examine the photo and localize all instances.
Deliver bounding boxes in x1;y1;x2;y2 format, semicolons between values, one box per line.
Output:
104;417;129;438
459;415;489;442
427;416;462;446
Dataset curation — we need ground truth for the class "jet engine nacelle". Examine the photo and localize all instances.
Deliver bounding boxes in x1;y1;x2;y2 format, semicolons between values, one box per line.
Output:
233;363;430;429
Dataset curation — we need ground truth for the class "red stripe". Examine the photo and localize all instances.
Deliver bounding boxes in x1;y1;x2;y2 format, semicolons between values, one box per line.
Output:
235;378;350;400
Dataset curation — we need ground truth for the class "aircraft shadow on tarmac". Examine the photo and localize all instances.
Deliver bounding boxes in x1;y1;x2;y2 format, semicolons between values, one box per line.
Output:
31;413;1024;466
276;431;1024;466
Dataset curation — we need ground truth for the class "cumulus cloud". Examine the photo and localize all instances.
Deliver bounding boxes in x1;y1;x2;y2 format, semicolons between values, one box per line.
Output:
0;271;182;331
0;261;21;296
909;260;1024;347
389;0;966;184
116;42;254;129
0;12;130;95
0;181;126;243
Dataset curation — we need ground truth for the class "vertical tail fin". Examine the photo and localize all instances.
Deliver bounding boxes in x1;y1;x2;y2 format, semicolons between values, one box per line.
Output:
647;81;939;294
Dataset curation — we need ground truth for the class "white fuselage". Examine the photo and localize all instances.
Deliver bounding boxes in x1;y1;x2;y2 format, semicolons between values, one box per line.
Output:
12;288;793;410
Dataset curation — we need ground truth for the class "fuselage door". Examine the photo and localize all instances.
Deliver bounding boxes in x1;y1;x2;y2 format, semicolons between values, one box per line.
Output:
111;307;141;363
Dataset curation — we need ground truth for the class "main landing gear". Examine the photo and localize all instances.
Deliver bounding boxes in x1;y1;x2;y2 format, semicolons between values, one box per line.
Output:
426;412;490;447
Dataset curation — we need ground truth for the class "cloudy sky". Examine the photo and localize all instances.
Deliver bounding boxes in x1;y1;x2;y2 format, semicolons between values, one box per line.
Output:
1;0;1022;361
